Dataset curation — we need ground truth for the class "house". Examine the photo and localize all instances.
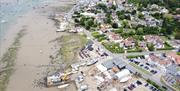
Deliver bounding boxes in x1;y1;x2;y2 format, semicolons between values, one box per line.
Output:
160;8;169;14
123;37;135;48
148;54;172;66
165;64;180;86
166;52;180;66
96;13;106;24
147;54;172;73
144;35;164;49
138;41;146;49
107;32;123;43
169;40;180;49
150;4;159;10
144;16;161;27
174;14;180;21
80;12;96;17
100;24;111;33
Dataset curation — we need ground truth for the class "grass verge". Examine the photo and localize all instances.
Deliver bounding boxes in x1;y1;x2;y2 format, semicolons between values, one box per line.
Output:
129;62;151;75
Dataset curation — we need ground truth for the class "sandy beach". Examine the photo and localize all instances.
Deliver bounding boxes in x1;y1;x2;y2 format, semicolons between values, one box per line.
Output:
0;0;75;91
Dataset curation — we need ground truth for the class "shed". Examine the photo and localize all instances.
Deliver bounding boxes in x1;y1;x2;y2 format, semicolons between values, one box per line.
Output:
102;61;115;70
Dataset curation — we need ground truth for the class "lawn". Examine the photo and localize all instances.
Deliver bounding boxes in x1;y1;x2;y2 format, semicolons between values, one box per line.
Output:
102;42;124;53
126;47;143;53
58;33;88;69
91;31;107;42
157;42;174;50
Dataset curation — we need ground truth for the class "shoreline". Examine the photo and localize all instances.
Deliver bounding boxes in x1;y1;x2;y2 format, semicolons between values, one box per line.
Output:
0;0;75;91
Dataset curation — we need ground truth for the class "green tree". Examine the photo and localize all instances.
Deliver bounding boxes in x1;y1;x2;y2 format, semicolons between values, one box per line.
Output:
112;22;119;28
136;27;144;35
138;13;144;19
174;32;180;39
74;18;79;23
147;43;155;51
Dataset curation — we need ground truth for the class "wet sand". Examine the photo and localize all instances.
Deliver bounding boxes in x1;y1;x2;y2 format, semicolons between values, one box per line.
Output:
1;0;75;91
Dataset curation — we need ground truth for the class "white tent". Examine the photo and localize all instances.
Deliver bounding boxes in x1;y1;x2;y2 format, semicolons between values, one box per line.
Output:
120;76;131;82
115;69;130;80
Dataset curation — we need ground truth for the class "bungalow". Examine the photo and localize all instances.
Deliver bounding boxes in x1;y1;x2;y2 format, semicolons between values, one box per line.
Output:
169;40;180;49
123;37;135;48
174;14;180;22
100;24;111;33
107;32;123;43
96;13;106;24
144;35;164;49
80;12;96;17
166;52;180;66
144;16;161;27
138;41;146;49
147;54;172;73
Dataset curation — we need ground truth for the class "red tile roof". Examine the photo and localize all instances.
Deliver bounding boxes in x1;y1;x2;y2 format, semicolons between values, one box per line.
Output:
167;52;180;65
149;54;171;66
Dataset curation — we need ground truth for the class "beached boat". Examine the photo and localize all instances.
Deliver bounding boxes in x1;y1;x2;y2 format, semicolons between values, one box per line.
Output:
57;84;69;88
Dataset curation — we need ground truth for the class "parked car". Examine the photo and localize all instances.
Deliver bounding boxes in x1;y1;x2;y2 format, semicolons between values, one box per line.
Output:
144;66;149;70
136;80;142;85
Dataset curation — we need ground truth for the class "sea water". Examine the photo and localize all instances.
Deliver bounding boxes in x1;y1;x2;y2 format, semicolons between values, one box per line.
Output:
0;0;50;44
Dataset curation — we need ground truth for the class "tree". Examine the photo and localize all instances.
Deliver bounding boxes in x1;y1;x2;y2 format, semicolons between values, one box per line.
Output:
85;18;94;30
162;15;176;35
114;28;123;33
131;10;136;15
174;32;180;39
136;27;144;35
122;20;130;28
111;5;116;10
112;22;119;28
147;43;155;51
74;18;79;23
125;14;131;20
138;13;144;19
97;3;107;10
80;16;87;26
116;11;125;20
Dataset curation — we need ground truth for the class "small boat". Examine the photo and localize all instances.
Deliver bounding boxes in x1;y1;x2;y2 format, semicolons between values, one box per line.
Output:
57;84;69;89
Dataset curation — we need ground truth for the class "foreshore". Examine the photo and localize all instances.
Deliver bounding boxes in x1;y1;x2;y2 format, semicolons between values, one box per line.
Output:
0;0;75;91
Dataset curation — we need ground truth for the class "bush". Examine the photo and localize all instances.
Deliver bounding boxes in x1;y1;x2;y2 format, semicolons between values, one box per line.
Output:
177;52;180;55
127;47;143;53
146;79;166;91
126;55;145;59
112;22;119;28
